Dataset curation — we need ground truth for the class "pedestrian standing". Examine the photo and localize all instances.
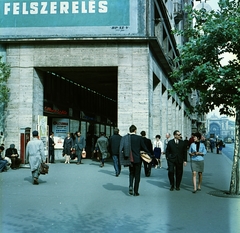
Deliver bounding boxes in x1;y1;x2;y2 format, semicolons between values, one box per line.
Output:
189;132;207;193
74;131;86;165
109;128;122;176
166;130;187;191
49;132;55;163
26;131;46;185
153;135;163;168
162;133;171;168
119;125;150;196
63;132;74;164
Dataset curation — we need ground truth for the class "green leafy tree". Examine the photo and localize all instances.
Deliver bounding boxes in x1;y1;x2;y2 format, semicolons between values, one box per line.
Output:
0;56;10;143
171;0;240;195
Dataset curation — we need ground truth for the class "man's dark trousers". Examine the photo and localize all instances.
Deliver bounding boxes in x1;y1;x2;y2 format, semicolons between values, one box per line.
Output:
168;160;183;188
129;162;142;194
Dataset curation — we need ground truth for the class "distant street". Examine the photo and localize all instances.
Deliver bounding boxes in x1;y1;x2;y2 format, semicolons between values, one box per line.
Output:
222;143;234;161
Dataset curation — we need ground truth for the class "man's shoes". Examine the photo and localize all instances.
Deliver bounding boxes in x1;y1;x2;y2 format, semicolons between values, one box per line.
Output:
100;163;104;167
33;178;39;185
176;187;180;191
76;162;80;165
129;187;133;195
170;186;174;191
134;193;140;196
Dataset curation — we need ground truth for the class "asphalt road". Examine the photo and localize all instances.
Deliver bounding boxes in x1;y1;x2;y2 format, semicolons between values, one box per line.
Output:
1;155;239;233
222;143;234;161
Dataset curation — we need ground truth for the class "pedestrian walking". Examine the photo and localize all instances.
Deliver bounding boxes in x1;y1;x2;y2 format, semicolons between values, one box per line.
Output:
140;130;153;177
189;132;207;193
119;125;150;196
166;130;187;191
109;128;122;176
94;132;109;167
26;131;46;185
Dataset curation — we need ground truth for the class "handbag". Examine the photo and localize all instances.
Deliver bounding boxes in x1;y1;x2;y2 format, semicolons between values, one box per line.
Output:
40;163;49;175
82;150;87;159
140;151;152;163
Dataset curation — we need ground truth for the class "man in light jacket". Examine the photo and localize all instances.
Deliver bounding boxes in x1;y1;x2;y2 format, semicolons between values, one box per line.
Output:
26;130;46;185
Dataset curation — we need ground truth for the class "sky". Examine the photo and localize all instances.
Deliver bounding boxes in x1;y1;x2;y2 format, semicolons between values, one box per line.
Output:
194;0;219;10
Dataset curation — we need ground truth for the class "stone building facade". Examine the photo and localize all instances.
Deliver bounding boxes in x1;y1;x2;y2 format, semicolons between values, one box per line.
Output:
206;114;235;141
0;0;196;156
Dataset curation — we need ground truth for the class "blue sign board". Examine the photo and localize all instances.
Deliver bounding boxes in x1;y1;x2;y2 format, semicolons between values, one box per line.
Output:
0;0;139;38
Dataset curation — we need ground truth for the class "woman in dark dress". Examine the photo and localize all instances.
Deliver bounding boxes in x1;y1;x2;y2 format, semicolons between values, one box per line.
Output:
63;132;74;164
153;135;163;168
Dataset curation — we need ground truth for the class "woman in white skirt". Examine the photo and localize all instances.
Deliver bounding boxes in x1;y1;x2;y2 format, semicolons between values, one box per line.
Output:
189;132;207;193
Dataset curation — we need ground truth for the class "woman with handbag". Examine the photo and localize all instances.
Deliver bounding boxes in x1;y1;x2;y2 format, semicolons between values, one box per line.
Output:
63;132;74;164
189;132;207;193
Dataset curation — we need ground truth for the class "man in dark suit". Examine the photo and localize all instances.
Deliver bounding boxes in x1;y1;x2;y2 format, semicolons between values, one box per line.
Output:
140;131;153;177
75;131;86;165
109;128;122;176
49;132;55;163
5;144;21;169
120;125;150;196
166;130;187;191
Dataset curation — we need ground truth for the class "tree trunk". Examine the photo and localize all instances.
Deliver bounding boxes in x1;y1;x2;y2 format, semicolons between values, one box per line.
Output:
229;110;240;195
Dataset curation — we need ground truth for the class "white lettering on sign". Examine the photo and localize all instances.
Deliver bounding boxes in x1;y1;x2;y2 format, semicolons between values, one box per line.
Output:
89;1;95;13
50;2;57;14
99;1;107;13
4;3;10;15
3;1;108;15
60;2;69;14
22;3;28;15
81;1;87;13
40;2;48;14
13;2;20;15
30;2;39;14
72;1;79;14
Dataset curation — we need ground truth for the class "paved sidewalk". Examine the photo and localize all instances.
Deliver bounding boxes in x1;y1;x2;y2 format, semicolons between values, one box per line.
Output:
0;153;239;233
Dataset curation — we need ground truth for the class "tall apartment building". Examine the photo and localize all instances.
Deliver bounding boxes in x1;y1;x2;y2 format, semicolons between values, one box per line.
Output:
0;0;197;158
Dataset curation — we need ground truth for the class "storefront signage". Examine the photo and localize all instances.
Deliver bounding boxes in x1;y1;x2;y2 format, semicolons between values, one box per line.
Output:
44;106;68;115
52;118;69;149
0;0;138;38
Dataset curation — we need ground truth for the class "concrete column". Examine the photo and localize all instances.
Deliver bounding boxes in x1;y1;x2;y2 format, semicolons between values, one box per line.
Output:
152;79;161;139
118;44;149;135
161;88;168;136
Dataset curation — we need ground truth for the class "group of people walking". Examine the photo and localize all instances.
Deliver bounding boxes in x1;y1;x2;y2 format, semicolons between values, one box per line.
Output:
1;126;207;194
110;127;207;195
